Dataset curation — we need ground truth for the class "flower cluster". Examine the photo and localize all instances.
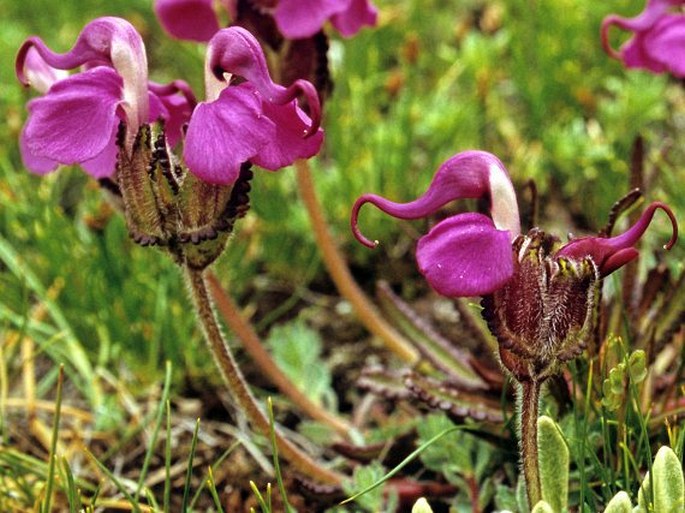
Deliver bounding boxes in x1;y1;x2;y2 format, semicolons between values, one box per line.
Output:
17;17;323;268
601;0;685;78
155;0;378;42
352;151;678;380
17;17;322;185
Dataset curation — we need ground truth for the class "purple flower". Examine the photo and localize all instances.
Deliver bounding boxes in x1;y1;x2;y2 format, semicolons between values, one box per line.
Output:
154;0;377;42
601;0;685;77
183;26;323;183
351;151;678;298
16;19;323;185
16;17;195;178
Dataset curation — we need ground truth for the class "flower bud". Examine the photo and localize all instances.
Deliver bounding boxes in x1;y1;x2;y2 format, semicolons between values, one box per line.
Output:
482;229;599;382
115;123;253;269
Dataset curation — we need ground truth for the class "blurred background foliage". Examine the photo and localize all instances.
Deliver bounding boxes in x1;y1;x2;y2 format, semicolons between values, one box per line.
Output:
1;0;683;392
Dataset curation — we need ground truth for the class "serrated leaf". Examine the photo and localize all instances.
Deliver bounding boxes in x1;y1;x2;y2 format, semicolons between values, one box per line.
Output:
376;281;487;389
538;416;568;513
405;372;505;422
357;366;413;400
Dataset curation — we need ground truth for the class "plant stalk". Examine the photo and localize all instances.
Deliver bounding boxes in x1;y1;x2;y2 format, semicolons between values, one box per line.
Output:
206;271;353;437
185;266;342;485
294;159;418;363
519;380;542;507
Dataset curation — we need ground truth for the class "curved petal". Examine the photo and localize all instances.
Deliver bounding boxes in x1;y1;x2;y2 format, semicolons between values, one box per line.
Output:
205;27;321;134
416;213;514;297
251;97;324;170
556;202;678;277
21;47;69;94
183;84;275;184
330;0;378;37
16;17;148;128
22;67;122;176
154;0;221;42
351;150;520;248
274;0;344;39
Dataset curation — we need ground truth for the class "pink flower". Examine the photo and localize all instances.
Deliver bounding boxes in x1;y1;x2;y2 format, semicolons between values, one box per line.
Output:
16;19;323;185
601;0;685;77
16;18;195;178
154;0;377;42
351;151;678;298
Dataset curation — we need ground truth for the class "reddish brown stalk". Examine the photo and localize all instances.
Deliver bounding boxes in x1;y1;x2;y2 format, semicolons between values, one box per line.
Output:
519;380;542;507
186;267;343;484
206;271;353;437
295;159;419;363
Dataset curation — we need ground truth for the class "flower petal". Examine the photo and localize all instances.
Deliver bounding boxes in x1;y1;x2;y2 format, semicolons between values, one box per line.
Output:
20;127;59;175
351;150;520;248
22;66;122;175
21;47;69;94
330;0;378;37
556;202;678;277
642;16;685;77
205;27;321;134
416;213;514;297
251;98;324;170
274;0;344;39
183;85;275;184
154;0;221;42
16;17;148;129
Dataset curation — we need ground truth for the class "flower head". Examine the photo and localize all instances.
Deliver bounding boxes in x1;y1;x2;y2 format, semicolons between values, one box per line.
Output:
351;151;678;298
183;26;323;184
16;17;194;177
155;0;377;42
601;0;685;77
17;18;324;268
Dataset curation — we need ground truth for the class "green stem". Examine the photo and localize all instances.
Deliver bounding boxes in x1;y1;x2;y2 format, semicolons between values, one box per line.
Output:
185;266;342;485
519;380;542;507
206;271;353;438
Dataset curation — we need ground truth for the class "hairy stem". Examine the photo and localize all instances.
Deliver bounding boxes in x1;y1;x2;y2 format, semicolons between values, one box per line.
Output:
185;267;342;484
295;159;418;363
206;271;353;438
519;380;542;507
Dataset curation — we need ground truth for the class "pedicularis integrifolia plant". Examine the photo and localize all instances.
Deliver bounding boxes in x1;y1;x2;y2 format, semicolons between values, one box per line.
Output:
601;0;685;78
351;150;679;505
16;16;348;485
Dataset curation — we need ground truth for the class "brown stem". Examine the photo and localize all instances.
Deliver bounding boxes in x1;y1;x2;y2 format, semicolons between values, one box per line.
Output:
185;267;343;485
519;380;542;507
206;271;353;438
294;159;418;363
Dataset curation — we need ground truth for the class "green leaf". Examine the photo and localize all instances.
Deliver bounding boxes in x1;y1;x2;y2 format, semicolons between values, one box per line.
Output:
604;491;632;513
538;416;569;512
266;319;334;408
531;500;555;513
627;350;647;384
411;498;434;513
639;446;685;513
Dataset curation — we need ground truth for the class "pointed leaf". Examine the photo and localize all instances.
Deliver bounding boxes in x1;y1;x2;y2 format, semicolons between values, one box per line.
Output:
604;491;632;513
